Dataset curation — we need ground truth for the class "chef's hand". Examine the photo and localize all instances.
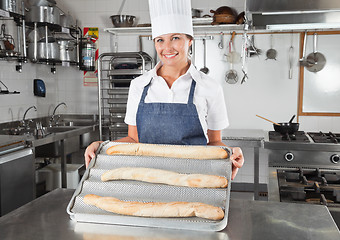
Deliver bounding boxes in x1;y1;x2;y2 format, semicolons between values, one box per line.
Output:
84;141;103;168
230;147;244;180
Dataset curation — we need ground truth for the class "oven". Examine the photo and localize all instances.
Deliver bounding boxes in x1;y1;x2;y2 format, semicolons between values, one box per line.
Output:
266;131;340;228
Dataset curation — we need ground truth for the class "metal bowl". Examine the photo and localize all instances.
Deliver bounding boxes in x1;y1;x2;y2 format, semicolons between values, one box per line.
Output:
110;15;136;27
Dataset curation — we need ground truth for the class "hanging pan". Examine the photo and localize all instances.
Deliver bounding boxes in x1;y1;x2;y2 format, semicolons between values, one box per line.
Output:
306;33;326;73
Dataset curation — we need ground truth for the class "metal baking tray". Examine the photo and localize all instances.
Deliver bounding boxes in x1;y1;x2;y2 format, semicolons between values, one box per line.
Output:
67;141;232;231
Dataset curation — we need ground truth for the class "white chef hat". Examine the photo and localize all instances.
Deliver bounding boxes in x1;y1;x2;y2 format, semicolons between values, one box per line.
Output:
148;0;193;39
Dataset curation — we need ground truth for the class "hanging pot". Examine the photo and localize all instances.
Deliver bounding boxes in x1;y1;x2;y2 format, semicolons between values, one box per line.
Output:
306;33;326;73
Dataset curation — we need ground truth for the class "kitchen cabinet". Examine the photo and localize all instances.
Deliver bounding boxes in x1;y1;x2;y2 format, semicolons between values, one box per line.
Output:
0;148;35;216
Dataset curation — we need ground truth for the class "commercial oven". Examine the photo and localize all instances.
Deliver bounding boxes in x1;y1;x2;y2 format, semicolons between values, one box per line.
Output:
266;131;340;228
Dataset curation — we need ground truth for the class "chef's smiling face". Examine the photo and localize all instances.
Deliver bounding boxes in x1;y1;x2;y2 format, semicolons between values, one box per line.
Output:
154;33;192;67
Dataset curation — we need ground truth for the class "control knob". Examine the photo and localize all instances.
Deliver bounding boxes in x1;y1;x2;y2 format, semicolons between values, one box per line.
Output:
330;154;340;164
284;152;294;162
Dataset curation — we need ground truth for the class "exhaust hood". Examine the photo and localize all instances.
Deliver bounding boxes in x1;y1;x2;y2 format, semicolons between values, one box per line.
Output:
246;0;340;30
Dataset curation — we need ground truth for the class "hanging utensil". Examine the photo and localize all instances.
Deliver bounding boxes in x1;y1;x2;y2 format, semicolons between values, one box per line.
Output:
218;32;224;49
299;31;312;67
266;34;277;60
306;33;326;73
200;38;209;74
256;115;281;126
241;32;249;84
225;32;238;84
288;34;294;79
247;35;262;57
226;31;240;64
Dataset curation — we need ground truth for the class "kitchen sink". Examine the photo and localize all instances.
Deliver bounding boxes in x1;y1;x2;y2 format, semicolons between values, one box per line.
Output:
44;126;78;133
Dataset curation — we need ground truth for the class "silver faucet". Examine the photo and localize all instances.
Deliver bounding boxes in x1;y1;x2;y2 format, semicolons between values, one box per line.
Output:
50;102;67;126
22;106;37;129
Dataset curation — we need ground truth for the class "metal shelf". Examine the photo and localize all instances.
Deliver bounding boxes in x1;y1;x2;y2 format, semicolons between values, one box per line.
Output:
108;69;144;76
104;24;245;35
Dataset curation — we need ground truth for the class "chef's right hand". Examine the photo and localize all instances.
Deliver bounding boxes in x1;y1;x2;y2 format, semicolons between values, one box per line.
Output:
84;141;103;168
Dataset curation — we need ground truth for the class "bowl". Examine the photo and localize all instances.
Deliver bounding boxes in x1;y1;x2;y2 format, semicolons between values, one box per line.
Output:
110;15;136;27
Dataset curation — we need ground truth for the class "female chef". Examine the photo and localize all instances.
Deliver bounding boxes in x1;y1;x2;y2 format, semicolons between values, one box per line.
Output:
85;0;244;180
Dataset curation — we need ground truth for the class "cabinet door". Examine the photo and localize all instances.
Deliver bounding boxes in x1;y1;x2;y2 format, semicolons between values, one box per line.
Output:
0;149;35;216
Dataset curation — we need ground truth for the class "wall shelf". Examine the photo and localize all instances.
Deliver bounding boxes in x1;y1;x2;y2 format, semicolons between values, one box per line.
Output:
104;24;245;36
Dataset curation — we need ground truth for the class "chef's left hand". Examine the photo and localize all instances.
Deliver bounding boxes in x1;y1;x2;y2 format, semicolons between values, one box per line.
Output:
230;147;244;180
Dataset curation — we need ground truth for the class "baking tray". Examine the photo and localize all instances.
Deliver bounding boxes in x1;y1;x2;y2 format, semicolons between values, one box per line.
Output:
67;141;232;231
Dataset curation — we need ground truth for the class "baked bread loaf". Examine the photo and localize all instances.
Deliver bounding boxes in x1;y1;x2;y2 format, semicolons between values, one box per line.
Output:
101;167;228;188
83;194;224;220
106;143;228;159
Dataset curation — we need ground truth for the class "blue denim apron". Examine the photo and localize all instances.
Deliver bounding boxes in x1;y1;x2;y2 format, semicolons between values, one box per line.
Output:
136;78;207;145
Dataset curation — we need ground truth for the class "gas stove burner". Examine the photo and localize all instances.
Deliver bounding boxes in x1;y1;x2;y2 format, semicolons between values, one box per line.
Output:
308;132;340;144
269;131;310;142
277;168;340;206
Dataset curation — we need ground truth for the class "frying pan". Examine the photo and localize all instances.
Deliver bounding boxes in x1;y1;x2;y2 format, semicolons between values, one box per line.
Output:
306;33;326;73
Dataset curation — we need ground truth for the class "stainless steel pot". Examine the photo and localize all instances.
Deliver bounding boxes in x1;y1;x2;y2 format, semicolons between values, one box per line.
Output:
28;41;60;61
27;0;56;7
58;40;77;62
60;14;75;28
26;6;60;25
0;0;21;15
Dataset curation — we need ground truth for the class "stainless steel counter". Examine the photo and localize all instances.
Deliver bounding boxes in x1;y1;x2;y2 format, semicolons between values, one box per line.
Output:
0;188;339;240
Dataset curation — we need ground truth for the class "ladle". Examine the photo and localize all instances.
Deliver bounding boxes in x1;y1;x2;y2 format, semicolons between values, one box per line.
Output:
289;115;296;123
200;38;209;74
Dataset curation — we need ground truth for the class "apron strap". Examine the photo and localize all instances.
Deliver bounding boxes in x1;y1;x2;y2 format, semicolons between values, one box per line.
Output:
140;79;152;104
187;80;196;104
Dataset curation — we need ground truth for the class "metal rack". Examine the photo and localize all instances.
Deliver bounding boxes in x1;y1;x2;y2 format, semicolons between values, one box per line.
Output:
98;52;154;141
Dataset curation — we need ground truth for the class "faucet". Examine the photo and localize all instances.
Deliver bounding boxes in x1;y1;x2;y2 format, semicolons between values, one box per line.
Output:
50;102;67;126
22;106;37;130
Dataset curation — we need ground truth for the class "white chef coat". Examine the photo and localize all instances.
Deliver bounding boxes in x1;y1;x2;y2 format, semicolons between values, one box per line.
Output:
124;62;229;141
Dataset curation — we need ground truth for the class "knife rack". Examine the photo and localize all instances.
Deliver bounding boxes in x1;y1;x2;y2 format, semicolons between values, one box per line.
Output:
97;52;153;141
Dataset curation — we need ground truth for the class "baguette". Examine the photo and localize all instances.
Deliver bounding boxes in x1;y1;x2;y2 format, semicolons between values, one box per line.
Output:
106;143;228;159
101;167;228;188
83;194;224;220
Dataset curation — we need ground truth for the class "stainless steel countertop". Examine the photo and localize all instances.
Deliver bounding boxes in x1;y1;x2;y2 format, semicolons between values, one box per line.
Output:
222;129;267;148
0;188;339;240
0;135;26;146
222;129;267;141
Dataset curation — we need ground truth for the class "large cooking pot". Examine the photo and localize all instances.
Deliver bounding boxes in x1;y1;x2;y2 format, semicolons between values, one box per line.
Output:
26;6;60;25
60;14;75;28
210;6;237;25
0;0;21;15
28;41;60;62
274;122;299;135
26;0;56;7
58;40;77;63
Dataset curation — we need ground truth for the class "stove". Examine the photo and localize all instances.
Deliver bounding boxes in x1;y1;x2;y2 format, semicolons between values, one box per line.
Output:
309;132;340;144
266;131;340;228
